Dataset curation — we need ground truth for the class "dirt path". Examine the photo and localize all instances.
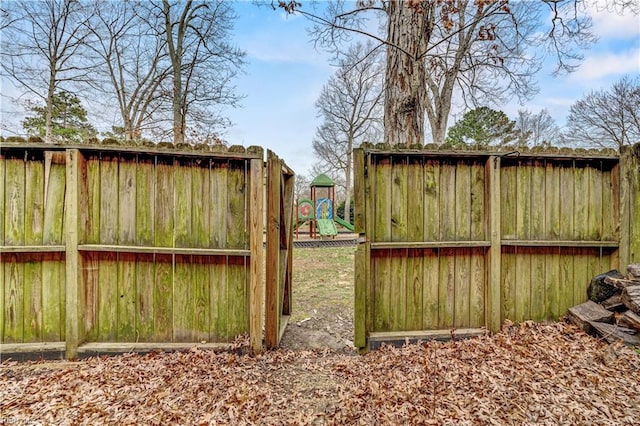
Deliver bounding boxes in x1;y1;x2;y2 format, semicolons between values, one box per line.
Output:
278;246;356;353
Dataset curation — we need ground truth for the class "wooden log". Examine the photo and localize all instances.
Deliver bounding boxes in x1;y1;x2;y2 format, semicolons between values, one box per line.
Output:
601;294;625;312
603;275;639;290
627;263;640;279
587;270;623;303
617;310;640;331
621;285;640;315
588;321;640;347
567;301;614;335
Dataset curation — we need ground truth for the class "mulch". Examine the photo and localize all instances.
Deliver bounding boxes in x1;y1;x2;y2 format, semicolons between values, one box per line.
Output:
2;321;639;425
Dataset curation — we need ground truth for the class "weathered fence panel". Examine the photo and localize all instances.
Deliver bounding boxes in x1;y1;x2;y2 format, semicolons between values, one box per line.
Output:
0;142;282;358
355;144;639;350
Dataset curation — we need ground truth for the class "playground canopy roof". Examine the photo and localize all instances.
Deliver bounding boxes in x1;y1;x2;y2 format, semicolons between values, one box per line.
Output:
311;173;334;187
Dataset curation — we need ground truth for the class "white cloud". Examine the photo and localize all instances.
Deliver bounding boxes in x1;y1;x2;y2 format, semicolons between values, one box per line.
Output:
570;48;640;82
587;3;640;39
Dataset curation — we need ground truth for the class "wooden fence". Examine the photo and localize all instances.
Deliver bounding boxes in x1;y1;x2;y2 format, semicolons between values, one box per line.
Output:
354;144;640;350
0;143;294;358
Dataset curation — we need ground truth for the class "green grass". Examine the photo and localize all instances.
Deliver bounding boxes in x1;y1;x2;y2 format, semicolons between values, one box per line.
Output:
291;246;355;323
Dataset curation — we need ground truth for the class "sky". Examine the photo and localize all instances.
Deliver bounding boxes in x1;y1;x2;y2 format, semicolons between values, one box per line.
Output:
225;1;640;176
1;1;638;177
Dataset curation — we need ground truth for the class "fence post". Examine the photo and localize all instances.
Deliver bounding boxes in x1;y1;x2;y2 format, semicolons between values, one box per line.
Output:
65;149;83;359
353;148;367;349
486;156;502;333
265;150;281;349
620;144;640;267
249;148;265;353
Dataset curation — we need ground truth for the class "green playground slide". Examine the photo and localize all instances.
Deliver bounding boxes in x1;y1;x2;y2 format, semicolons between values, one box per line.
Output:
316;219;338;237
333;216;354;232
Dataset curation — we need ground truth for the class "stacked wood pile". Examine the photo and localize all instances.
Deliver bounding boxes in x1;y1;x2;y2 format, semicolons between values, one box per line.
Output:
568;263;640;346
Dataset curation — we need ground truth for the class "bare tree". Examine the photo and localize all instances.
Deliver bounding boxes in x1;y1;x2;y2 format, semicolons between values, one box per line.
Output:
563;75;640;150
1;0;94;143
515;109;561;147
313;41;384;222
277;0;616;145
85;1;169;141
155;0;245;144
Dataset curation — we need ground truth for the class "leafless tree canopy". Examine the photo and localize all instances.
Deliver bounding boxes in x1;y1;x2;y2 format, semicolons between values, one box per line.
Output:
563;75;640;150
1;0;94;142
277;0;632;145
515;109;561;147
313;41;384;220
1;0;245;144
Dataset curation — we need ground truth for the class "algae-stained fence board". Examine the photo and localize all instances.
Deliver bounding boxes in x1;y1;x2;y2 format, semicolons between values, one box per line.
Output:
354;144;631;351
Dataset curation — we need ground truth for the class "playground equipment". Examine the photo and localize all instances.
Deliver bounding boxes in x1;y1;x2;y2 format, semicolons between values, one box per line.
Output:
295;173;354;238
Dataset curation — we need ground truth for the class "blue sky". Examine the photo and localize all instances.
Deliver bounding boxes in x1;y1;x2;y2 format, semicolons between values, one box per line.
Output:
226;1;640;176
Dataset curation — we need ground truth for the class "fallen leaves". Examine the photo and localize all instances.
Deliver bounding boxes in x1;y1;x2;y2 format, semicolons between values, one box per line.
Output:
2;321;639;425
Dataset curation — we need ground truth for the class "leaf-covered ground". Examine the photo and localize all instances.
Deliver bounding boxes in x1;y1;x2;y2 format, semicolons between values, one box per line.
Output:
2;322;639;425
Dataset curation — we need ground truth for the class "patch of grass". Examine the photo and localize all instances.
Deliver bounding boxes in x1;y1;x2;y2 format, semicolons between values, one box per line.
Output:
291;246;355;323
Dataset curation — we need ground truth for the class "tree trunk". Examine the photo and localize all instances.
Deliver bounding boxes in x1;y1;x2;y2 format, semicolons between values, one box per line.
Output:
45;71;56;143
384;1;429;146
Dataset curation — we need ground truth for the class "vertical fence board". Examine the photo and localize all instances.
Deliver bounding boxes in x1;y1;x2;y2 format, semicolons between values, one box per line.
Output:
25;153;44;245
248;155;264;352
24;156;44;342
455;162;471;241
573;163;588;240
588;165;603;241
135;254;155;341
501;164;516;239
470;162;485;241
559;164;575;240
5;155;25;248
227;256;247;336
173;255;193;341
469;248;485;328
174;158;192;247
601;165;615;241
501;246;516;321
210;256;228;341
440;162;456;240
192;255;210;342
406;158;424;330
210;161;228;248
3;254;22;342
227;161;246;249
559;249;574;315
390;158;407;330
135;157;155;342
192;160;210;248
438;249;455;329
454;248;471;328
486;157;501;332
422;249;439;329
96;154;118;341
154;254;173;342
423;160;440;241
41;253;64;341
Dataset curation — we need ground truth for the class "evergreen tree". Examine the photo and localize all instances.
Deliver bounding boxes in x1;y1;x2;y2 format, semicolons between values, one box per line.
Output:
446;107;519;148
22;91;97;142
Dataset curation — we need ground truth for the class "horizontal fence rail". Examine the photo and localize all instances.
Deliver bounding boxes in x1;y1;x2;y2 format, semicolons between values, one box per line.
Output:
354;144;640;350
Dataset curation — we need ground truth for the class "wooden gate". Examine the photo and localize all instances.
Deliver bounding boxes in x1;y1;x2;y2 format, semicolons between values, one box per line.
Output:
353;144;640;350
265;150;295;348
